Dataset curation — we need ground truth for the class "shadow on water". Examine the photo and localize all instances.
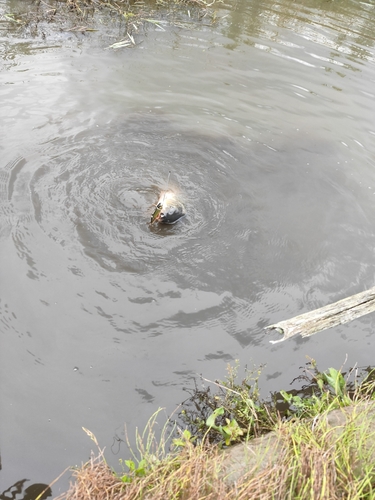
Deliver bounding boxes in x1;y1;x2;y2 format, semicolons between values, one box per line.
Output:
0;481;51;500
0;454;51;499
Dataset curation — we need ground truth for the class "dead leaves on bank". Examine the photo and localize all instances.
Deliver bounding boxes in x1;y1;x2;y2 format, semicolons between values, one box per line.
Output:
1;0;220;43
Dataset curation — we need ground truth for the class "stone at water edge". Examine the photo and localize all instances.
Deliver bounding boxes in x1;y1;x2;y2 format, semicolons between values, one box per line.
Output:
220;401;375;485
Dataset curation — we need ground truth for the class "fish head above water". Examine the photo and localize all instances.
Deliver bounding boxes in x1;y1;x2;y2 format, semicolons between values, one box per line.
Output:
150;191;185;224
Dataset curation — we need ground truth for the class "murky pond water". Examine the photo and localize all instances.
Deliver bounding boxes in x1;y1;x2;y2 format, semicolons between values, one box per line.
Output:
1;0;375;494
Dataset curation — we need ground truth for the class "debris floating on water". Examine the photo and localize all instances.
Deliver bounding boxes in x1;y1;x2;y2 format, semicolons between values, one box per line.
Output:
150;191;185;224
266;286;375;343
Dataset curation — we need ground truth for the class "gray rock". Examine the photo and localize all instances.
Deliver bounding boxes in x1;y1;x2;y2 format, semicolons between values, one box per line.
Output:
221;401;375;485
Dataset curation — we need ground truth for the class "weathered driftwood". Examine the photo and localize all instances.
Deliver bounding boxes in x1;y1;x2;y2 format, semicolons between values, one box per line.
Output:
266;287;375;343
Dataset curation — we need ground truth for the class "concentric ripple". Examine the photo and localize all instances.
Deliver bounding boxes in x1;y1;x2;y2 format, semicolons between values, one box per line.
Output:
30;115;236;274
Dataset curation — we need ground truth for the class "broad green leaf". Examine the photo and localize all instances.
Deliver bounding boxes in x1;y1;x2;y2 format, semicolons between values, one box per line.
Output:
206;407;224;429
125;459;135;472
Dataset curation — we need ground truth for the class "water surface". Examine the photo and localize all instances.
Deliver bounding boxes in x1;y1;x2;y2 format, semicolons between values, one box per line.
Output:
1;0;375;494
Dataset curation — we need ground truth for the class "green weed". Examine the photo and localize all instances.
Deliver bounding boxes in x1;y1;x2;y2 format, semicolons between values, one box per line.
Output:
57;361;375;500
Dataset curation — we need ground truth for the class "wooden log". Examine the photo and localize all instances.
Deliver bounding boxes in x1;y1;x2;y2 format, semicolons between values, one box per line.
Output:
266;287;375;343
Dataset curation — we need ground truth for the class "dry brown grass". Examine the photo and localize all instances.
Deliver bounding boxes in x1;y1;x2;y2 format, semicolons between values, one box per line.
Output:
2;0;218;41
53;365;375;500
56;453;128;500
55;406;375;500
55;442;289;500
56;444;220;500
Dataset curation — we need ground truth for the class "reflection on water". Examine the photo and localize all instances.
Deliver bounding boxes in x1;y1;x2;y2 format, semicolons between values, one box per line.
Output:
1;0;375;493
223;0;375;66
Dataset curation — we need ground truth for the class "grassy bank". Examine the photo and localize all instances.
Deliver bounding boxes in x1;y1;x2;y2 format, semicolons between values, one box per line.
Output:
1;0;219;41
55;361;375;499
